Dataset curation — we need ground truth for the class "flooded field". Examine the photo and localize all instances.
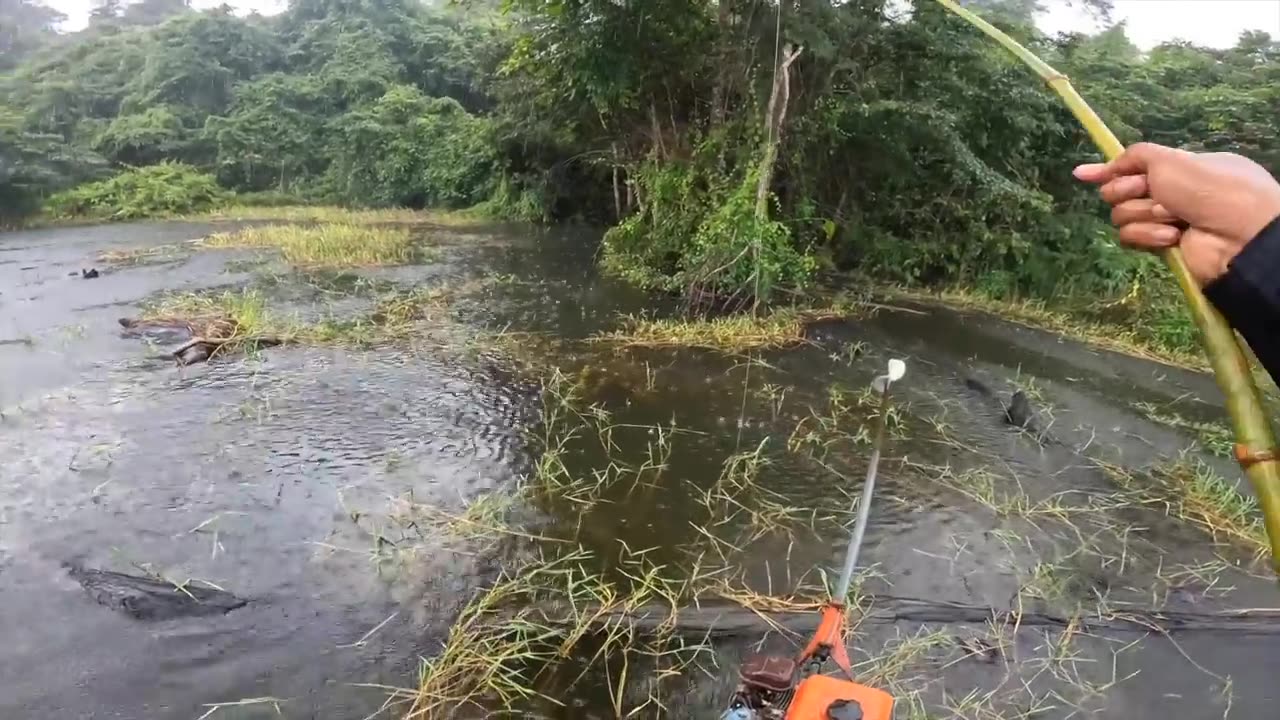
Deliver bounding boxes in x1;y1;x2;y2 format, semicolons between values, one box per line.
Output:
0;218;1274;719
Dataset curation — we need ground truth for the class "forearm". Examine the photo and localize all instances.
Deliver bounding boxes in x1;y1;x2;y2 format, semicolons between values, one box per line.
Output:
1204;215;1280;383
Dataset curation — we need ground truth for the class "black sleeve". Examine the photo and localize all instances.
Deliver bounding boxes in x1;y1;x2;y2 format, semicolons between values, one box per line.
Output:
1204;214;1280;384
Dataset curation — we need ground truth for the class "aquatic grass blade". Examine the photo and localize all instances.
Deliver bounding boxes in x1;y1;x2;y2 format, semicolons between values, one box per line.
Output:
933;0;1280;572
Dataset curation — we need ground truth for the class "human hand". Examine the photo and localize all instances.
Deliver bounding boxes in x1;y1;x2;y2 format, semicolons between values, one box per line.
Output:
1073;143;1280;286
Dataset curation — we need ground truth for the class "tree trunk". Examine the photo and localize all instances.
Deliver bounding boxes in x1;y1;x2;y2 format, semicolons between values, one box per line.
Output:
649;102;667;160
711;0;732;127
611;142;623;221
755;43;803;220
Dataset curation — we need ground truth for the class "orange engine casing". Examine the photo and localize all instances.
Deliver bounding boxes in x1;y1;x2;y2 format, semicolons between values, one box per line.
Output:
784;675;894;720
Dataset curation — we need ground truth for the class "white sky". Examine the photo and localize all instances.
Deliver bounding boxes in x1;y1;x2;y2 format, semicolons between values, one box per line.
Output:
43;0;1280;47
1040;0;1280;49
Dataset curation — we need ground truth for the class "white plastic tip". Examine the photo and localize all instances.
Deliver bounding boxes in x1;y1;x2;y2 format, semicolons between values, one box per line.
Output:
887;359;907;381
871;359;907;393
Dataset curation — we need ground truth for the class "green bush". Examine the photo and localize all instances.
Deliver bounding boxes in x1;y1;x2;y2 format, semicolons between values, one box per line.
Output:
44;162;229;220
327;86;499;209
472;173;548;222
602;143;815;302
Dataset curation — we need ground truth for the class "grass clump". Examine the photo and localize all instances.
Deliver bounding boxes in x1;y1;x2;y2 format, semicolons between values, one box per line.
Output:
1133;402;1234;458
307;287;452;345
401;545;711;719
596;296;865;353
1149;458;1268;556
595;288;871;353
141;289;284;351
140;285;453;355
204;224;417;267
598;313;810;352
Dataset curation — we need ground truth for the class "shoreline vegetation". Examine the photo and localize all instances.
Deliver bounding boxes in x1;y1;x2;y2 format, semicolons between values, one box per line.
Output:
883;285;1207;371
15;203;482;231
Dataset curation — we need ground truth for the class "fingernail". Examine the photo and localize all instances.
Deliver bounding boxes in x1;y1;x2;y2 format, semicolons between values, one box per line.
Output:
1155;226;1181;242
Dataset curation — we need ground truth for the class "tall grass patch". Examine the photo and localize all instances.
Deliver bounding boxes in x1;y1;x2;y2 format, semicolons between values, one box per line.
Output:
205;224;416;267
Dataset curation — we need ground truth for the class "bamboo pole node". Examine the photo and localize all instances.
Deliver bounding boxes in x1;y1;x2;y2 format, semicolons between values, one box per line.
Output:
1235;445;1279;469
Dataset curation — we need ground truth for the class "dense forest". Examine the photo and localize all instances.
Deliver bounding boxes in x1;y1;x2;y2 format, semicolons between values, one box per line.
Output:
2;0;1278;332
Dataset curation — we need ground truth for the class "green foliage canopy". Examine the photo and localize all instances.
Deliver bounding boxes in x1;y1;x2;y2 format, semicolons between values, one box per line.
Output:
2;0;1278;321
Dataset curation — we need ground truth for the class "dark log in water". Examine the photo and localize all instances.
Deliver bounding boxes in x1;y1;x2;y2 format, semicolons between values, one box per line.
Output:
515;596;1280;637
118;317;283;365
68;564;247;621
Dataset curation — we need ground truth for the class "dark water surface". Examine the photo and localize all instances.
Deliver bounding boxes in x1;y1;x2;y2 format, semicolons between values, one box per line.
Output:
0;221;1274;719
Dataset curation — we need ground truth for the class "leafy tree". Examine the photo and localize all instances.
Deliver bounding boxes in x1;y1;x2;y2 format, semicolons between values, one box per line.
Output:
327;85;498;207
204;73;328;191
0;0;65;71
0;106;104;220
93;105;187;165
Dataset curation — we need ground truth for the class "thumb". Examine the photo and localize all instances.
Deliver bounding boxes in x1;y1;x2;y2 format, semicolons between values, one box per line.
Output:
1106;142;1174;177
1073;142;1175;185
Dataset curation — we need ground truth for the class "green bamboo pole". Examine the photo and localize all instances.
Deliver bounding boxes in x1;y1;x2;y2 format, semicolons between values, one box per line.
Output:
934;0;1280;572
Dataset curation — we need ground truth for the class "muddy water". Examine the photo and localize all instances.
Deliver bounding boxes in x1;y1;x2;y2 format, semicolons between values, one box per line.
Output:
0;221;1274;719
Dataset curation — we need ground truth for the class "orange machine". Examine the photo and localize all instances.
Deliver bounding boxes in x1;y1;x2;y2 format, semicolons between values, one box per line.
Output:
721;602;894;720
788;604;893;720
789;675;894;720
721;361;905;720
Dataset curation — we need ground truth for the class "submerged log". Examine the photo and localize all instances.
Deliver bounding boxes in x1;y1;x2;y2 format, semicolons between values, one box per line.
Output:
118;317;282;366
68;563;247;621
513;596;1280;638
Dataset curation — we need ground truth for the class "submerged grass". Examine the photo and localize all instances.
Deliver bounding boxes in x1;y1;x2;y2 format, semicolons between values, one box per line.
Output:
1149;458;1269;557
406;543;713;719
140;285;453;352
595;292;868;353
886;285;1205;370
204;224;417;267
98;241;200;266
1133;401;1234;458
141;290;280;355
599;312;810;352
1100;456;1268;560
385;365;1269;718
388;371;804;717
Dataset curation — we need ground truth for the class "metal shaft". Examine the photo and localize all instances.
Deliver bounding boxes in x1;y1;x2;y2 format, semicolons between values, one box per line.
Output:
833;385;892;603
